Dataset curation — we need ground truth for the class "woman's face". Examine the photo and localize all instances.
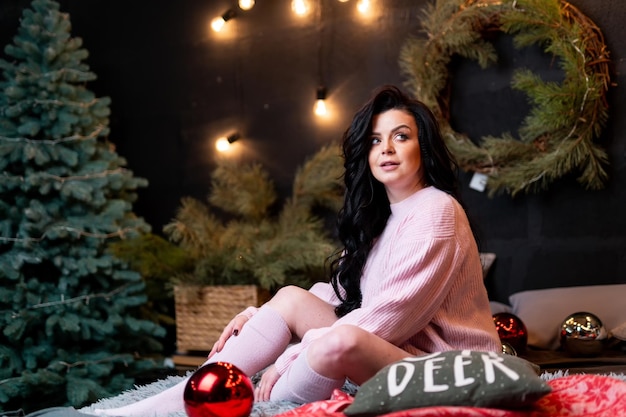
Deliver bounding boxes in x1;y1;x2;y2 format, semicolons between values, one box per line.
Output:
368;108;426;203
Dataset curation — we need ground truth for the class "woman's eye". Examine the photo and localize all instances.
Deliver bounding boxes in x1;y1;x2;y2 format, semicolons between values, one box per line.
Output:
371;137;381;145
394;133;409;142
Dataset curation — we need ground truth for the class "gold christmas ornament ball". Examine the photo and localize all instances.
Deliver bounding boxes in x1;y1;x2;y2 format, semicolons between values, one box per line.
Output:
501;342;518;356
560;312;608;357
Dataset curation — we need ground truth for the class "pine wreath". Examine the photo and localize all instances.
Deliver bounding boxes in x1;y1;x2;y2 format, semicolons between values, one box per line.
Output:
400;0;612;196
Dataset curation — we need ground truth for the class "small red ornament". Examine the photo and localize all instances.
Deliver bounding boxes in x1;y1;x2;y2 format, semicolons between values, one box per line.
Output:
493;312;528;352
184;362;254;417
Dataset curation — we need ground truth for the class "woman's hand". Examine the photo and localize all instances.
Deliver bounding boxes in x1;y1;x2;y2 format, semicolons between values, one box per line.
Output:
255;365;280;402
208;314;249;358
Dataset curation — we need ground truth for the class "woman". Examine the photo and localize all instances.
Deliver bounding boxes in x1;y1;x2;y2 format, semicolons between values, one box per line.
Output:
98;85;500;415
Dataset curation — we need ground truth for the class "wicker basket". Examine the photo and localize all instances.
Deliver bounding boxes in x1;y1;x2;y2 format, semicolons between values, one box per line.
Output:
174;284;270;353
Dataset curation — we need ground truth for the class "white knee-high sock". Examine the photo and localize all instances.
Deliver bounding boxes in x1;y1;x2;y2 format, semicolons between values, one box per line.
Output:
94;379;186;417
204;304;292;376
94;305;292;417
270;349;344;403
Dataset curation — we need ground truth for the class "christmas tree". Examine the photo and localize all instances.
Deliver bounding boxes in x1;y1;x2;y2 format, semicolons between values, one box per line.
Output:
0;0;164;411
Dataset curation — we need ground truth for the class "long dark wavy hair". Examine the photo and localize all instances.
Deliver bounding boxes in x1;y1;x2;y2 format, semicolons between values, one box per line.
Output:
329;85;462;317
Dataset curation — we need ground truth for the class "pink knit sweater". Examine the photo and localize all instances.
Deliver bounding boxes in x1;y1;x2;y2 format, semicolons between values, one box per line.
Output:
270;186;501;375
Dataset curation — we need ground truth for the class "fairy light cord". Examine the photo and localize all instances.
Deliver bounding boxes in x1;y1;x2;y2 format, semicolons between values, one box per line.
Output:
26;66;95;81
2;167;130;184
0;124;106;144
4;97;99;110
5;283;132;318
0;354;134;383
54;354;132;372
0;225;141;243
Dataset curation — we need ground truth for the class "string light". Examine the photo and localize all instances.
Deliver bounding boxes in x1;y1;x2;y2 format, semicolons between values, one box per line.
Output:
211;9;236;32
356;0;371;14
314;86;328;116
211;17;226;32
238;0;255;10
208;2;376;123
215;132;241;152
291;0;310;16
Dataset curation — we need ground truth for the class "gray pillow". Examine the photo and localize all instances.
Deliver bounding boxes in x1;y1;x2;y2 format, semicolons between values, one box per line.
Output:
343;350;551;416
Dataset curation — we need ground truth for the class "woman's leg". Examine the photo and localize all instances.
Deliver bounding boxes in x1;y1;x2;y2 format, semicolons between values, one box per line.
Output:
307;324;412;384
208;285;338;372
265;285;338;339
95;286;337;416
206;304;292;375
270;324;411;403
94;378;186;417
269;348;345;403
94;305;291;417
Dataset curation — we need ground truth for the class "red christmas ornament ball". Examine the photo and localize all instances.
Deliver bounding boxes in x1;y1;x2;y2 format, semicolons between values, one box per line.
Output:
493;312;528;352
183;362;254;417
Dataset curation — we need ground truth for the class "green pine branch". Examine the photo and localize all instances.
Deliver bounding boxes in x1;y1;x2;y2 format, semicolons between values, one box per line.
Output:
162;144;344;291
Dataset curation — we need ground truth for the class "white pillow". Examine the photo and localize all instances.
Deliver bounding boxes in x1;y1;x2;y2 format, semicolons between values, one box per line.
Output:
508;284;626;350
489;301;512;315
612;321;626;341
479;252;496;279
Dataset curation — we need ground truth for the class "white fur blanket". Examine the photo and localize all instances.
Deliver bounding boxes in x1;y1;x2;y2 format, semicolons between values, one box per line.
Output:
81;370;626;417
81;372;298;417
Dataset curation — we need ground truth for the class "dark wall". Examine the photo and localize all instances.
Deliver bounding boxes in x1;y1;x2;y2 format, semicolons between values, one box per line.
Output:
1;0;624;303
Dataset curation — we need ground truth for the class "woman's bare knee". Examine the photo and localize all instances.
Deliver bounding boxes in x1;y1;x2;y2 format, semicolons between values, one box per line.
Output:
266;285;337;338
267;285;304;308
307;325;366;378
267;286;313;318
307;325;412;384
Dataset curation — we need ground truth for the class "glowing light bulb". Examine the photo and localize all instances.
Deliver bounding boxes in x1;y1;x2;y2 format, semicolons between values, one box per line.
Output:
356;0;371;14
314;99;327;116
211;9;236;32
238;0;255;11
314;86;328;116
215;137;231;152
291;0;310;16
211;16;226;32
216;133;240;152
